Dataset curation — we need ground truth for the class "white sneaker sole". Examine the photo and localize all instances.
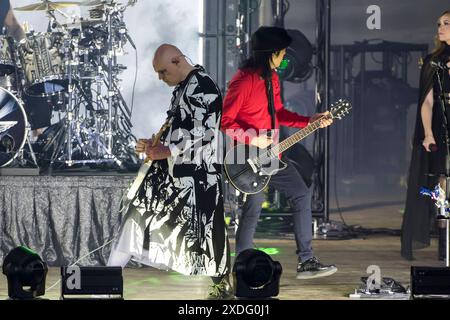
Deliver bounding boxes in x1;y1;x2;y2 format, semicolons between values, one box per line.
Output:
296;267;338;279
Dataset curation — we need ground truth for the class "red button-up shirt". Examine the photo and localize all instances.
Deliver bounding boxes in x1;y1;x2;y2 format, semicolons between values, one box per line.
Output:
221;68;310;144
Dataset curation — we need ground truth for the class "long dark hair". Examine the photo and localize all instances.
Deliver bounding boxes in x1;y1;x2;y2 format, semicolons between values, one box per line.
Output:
240;49;282;80
431;10;450;59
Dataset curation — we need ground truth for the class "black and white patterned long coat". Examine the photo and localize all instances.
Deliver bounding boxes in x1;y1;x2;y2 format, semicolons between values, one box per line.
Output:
113;67;229;276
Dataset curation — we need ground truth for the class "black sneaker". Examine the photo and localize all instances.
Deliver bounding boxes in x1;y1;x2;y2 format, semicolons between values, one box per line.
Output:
296;257;337;279
205;277;234;300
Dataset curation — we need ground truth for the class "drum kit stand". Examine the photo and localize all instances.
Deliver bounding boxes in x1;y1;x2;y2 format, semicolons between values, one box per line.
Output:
0;0;139;173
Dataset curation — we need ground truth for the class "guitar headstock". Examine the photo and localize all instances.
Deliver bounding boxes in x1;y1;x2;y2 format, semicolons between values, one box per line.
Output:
330;99;352;120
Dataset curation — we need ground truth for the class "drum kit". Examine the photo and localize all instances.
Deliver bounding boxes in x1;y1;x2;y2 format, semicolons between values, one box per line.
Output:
0;0;139;171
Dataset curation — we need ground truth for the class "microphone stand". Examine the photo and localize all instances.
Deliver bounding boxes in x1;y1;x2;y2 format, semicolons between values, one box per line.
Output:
435;62;450;267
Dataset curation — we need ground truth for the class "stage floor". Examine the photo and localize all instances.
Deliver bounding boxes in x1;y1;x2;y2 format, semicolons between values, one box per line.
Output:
0;199;444;300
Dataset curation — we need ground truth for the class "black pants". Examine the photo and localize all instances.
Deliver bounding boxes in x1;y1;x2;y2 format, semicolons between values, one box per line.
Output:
235;158;314;262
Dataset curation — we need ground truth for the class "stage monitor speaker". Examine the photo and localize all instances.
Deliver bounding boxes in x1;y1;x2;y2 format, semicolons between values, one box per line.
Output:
60;266;123;299
411;266;450;298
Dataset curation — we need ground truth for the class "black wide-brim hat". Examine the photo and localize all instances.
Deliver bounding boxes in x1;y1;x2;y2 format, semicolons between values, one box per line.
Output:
252;26;292;52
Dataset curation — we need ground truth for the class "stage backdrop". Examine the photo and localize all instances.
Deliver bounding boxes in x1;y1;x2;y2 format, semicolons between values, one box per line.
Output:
0;175;133;265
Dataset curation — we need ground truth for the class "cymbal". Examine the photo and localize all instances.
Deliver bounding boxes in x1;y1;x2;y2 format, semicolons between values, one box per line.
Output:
15;1;81;11
62;18;103;28
80;0;110;6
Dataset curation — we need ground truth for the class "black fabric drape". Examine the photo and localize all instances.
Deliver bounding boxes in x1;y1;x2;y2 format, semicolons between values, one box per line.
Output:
0;175;133;266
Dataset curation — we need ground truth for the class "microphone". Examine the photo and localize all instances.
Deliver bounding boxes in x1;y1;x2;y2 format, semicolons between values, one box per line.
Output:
124;32;136;50
429;143;438;152
118;24;136;50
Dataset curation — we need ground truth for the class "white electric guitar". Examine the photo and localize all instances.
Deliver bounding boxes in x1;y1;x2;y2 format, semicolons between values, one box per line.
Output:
125;118;173;200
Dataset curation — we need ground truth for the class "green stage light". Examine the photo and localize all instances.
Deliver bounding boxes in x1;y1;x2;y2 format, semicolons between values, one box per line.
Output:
257;247;280;256
278;58;290;71
231;247;280;257
277;29;313;83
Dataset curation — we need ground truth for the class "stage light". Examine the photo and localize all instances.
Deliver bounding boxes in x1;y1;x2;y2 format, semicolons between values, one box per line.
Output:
277;29;313;83
2;246;48;300
232;248;282;299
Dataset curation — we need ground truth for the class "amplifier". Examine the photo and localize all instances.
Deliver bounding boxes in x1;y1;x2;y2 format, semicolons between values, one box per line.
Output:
60;266;123;299
411;266;450;298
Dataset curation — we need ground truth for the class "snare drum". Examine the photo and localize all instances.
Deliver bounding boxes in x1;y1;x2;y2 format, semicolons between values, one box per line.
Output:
0;87;28;167
0;35;16;75
18;32;67;97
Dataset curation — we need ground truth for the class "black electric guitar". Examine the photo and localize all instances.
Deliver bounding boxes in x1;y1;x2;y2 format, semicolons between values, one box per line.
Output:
224;99;352;194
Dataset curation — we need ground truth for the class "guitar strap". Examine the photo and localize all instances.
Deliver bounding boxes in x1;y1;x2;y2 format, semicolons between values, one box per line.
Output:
131;67;200;201
161;66;200;140
265;77;276;138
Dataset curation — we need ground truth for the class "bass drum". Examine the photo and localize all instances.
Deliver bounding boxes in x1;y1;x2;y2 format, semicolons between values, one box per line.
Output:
0;87;27;167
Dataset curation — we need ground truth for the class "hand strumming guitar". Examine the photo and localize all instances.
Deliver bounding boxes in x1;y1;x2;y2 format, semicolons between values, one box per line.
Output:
309;111;333;128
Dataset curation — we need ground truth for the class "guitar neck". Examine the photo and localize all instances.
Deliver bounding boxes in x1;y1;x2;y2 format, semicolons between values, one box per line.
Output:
273;117;327;154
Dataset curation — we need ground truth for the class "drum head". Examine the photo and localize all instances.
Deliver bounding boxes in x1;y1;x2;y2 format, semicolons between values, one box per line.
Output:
20;32;68;97
0;88;27;167
26;81;67;97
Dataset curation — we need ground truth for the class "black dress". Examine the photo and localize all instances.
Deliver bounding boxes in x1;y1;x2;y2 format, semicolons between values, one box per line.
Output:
427;58;450;174
401;45;450;260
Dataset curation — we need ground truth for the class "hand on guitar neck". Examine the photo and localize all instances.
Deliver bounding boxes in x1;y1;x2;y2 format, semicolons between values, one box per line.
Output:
248;111;332;149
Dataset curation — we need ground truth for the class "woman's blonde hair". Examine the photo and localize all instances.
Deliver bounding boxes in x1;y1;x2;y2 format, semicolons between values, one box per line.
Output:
432;10;450;58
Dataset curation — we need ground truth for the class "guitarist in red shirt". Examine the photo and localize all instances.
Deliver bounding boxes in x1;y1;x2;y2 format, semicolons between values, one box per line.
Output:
222;26;337;279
